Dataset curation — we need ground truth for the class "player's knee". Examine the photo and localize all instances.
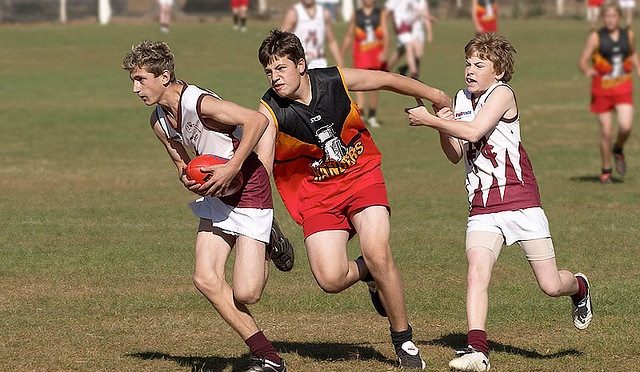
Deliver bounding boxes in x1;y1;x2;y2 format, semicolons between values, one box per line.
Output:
539;282;562;297
233;287;262;305
316;277;344;293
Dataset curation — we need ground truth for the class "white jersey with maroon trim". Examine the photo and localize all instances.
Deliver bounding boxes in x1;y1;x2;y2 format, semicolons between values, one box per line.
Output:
156;84;242;159
155;82;273;213
294;3;327;68
454;82;542;216
385;0;424;39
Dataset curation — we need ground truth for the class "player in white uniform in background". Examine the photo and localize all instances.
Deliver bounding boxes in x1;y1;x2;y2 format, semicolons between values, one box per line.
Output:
157;0;174;33
405;33;593;371
122;40;288;372
281;0;343;69
619;0;636;27
385;0;431;79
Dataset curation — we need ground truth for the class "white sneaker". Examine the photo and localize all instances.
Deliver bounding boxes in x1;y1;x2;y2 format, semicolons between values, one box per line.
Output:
572;273;593;330
367;116;381;128
449;346;490;371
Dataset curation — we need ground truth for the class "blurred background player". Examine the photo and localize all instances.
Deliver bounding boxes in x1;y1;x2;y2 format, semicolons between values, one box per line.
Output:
406;33;593;372
579;1;640;183
231;0;249;32
472;0;497;35
282;0;344;68
341;0;389;127
619;0;636;27
122;40;288;372
384;0;429;79
258;29;451;369
157;0;173;33
587;0;605;29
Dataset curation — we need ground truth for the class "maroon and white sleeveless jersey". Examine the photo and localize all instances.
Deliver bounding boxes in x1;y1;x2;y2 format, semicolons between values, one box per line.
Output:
453;82;541;216
156;83;272;209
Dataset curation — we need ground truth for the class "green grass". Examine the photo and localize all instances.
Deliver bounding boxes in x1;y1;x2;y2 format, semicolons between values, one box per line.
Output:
1;18;639;371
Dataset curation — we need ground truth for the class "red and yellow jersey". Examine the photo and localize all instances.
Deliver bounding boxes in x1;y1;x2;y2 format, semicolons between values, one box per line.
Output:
592;27;634;95
260;67;383;224
474;0;498;33
353;7;385;69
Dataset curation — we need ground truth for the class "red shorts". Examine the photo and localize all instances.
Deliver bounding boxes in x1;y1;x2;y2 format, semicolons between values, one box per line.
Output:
302;181;390;238
231;0;248;8
590;91;633;113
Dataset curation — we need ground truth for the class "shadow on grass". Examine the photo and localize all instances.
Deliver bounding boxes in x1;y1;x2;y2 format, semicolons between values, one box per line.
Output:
422;332;583;359
570;174;624;184
127;341;394;371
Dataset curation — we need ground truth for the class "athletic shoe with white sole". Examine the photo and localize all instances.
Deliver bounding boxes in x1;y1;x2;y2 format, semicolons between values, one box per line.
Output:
572;273;593;330
367;116;381;128
448;346;490;371
396;341;426;369
266;219;294;272
245;358;286;372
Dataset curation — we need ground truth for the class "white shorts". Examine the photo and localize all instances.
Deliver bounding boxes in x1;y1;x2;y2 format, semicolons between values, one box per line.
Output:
158;0;174;6
189;196;273;243
397;31;415;45
619;0;636;9
412;22;424;43
466;207;551;246
307;58;328;69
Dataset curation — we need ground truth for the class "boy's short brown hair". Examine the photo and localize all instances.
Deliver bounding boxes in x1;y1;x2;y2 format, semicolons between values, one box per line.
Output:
465;33;516;82
121;40;176;82
258;29;307;70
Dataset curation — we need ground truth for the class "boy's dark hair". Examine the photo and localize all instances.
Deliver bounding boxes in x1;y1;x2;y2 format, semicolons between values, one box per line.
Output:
258;29;307;69
121;40;176;82
465;33;516;82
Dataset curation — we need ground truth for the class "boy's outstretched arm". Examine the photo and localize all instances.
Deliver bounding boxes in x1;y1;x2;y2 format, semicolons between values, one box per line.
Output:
341;67;452;111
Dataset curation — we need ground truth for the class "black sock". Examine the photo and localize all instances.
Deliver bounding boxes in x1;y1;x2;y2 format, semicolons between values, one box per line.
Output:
601;167;612;175
241;17;246;27
391;324;413;351
368;108;377;118
613;145;624;155
233;14;239;26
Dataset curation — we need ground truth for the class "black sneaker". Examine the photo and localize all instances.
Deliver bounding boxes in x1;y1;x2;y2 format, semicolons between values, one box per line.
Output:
572;273;593;330
266;219;294;272
245;357;286;372
396;341;426;369
614;152;627;176
356;256;387;317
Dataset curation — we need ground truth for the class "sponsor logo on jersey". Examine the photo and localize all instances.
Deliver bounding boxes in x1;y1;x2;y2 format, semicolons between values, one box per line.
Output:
311;141;365;181
456;110;472;118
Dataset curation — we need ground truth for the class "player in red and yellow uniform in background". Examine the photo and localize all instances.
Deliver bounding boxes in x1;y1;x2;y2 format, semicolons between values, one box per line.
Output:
579;1;640;183
342;0;388;128
472;0;497;35
257;29;451;369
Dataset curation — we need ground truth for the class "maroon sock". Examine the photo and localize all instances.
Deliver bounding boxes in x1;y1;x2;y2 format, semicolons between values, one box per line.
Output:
467;329;489;356
245;331;281;365
571;276;587;303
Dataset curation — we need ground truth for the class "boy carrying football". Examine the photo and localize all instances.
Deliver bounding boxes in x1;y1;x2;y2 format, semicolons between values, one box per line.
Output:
122;40;290;372
405;33;593;371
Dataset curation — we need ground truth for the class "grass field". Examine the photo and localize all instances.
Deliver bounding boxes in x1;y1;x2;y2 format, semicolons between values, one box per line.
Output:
1;17;639;371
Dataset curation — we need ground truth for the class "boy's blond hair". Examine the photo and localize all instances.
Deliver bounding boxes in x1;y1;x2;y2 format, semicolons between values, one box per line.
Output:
121;40;176;82
465;33;516;83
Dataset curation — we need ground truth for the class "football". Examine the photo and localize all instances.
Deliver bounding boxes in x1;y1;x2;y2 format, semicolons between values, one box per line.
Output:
185;154;244;197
